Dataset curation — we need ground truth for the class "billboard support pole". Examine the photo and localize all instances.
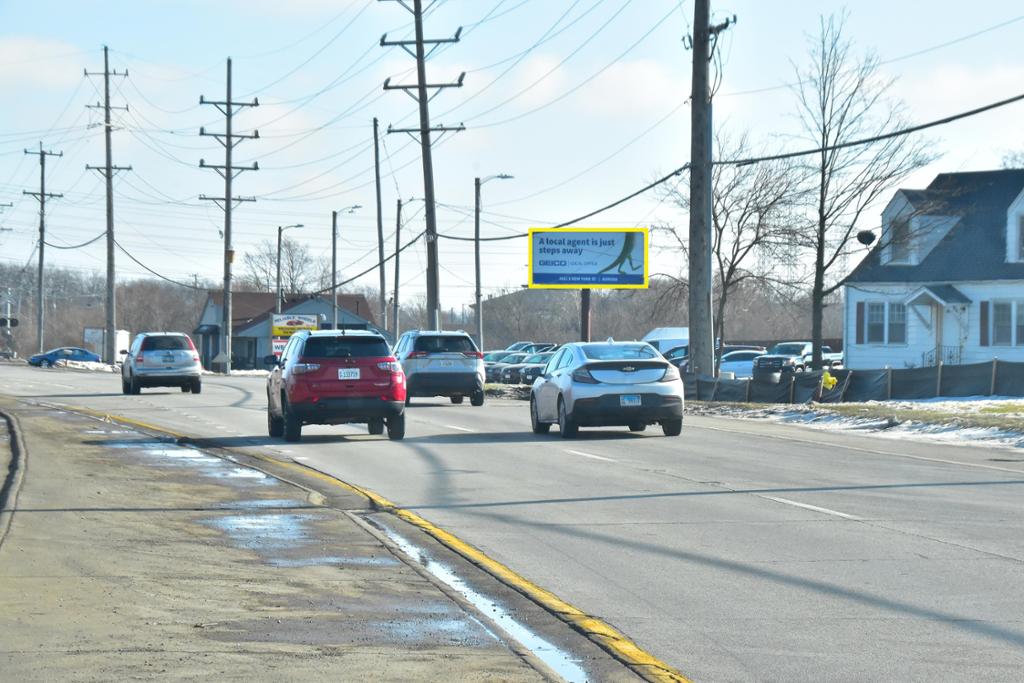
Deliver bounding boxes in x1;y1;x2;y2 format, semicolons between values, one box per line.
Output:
580;289;591;342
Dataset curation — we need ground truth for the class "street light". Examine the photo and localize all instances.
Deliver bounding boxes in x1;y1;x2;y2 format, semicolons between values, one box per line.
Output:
331;204;362;329
475;174;513;350
276;223;303;314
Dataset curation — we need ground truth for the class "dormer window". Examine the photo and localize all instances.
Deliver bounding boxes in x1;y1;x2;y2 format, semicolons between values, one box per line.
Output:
890;217;910;263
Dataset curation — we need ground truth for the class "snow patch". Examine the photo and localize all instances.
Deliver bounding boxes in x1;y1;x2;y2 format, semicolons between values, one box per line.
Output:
54;360;118;373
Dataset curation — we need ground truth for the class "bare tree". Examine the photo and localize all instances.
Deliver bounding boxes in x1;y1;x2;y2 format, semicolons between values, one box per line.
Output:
239;237;319;294
1003;149;1024;169
792;14;935;368
657;133;803;347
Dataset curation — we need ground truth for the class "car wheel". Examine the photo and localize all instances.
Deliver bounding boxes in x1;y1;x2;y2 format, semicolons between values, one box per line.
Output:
267;403;284;438
283;399;302;442
662;419;683;437
191;378;202;395
181;384;191;393
470;390;485;407
129;375;141;395
121;377;130;395
386;413;406;441
530;397;550;434
40;360;51;368
450;395;464;405
368;418;385;435
628;422;646;432
405;395;411;406
558;397;578;439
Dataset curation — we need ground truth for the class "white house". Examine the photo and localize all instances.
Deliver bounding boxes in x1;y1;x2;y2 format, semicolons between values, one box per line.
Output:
843;169;1024;370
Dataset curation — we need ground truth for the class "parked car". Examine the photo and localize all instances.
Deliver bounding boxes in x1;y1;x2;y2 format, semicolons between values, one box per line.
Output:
28;347;101;367
753;342;842;377
500;352;553;384
520;354;557;385
393;330;486;406
670;344;767;373
121;333;202;394
530;340;684;438
483;350;517;366
505;341;556;353
266;329;406;442
717;350;764;379
505;341;535;351
485;352;530;382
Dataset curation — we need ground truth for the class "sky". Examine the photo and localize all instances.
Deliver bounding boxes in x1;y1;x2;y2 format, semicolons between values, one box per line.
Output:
1;0;1022;313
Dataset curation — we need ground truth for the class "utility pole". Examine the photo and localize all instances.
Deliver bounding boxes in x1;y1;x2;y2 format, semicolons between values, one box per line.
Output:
473;174;512;350
686;1;734;377
392;198;402;339
373;117;387;331
85;46;131;365
381;0;466;331
199;58;259;375
23;142;62;354
331;205;362;330
275;223;303;314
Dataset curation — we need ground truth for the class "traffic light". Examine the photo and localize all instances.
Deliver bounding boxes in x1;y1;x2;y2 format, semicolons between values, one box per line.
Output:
0;318;18;328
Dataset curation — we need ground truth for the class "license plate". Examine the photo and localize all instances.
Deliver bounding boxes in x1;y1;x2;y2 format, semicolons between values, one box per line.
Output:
162;354;175;364
338;368;360;380
439;360;454;367
620;394;641;407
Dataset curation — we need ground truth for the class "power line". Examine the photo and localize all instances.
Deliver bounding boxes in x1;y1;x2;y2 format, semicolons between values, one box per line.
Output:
43;231;106;249
113;239;205;290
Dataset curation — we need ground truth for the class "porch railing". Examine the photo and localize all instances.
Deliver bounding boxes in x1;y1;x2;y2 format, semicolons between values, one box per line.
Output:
922;345;962;367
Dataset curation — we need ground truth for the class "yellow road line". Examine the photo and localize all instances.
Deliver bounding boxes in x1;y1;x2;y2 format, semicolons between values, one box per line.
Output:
63;404;691;683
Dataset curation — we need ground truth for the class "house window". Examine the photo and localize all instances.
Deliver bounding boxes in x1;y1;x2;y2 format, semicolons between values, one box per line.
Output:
1018;215;1024;261
888;303;906;344
993;302;1013;346
867;303;885;343
1018;303;1024;346
891;218;910;262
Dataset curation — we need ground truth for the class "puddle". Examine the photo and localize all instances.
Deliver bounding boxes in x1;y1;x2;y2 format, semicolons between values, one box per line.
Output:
269;555;400;568
218;499;309;510
370;519;588;683
99;438;273;486
205;513;313;551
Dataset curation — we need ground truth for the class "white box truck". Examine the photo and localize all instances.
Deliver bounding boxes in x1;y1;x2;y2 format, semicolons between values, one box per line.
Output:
84;328;130;363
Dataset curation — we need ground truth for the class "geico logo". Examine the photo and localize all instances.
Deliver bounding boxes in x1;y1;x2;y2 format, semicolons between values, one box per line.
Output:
539;260;567;266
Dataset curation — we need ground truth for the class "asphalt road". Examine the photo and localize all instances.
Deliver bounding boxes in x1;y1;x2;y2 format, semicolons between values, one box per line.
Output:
4;364;1024;682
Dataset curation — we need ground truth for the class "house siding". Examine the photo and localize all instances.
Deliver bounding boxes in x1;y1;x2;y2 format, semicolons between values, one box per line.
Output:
844;281;1024;369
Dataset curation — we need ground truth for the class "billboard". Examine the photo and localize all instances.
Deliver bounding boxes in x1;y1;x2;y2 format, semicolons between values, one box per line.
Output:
271;314;318;337
528;227;648;289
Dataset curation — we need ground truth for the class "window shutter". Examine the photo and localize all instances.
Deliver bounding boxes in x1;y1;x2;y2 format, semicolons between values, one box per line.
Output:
855;302;865;345
980;301;990;347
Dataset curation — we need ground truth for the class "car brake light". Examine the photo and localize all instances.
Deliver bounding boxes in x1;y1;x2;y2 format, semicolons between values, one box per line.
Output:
292;363;320;375
191;354;200;362
660;364;681;382
462;351;484;359
186;337;196;351
377;360;401;372
137;353;144;363
408;351;428;358
571;366;599;384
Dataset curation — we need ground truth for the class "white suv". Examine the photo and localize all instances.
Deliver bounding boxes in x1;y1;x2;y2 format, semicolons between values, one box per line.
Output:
121;332;203;395
393;330;485;406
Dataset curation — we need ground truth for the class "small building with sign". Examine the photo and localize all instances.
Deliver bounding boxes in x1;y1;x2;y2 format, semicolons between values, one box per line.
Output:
193;291;379;370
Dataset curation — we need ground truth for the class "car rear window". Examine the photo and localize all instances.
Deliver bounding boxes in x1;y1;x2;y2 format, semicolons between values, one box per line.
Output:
484;351;511;362
581;343;658;360
302;336;390;358
769;343;806;355
141;336;191;351
413;335;475;353
526;353;552;363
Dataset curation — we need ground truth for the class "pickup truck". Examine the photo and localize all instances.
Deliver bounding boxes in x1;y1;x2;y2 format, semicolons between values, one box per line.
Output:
752;342;843;375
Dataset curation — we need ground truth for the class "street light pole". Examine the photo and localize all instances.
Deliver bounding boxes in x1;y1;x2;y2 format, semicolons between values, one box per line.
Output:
474;174;512;350
331;205;362;330
275;223;303;314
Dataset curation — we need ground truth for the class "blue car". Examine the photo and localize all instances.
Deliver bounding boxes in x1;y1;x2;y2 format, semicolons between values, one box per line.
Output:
28;347;101;368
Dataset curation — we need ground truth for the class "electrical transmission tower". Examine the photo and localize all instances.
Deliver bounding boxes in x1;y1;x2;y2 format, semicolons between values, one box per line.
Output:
23;142;62;354
380;0;465;331
199;58;259;375
85;45;131;365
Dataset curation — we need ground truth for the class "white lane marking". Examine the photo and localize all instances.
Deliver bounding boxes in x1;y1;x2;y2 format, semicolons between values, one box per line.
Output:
444;424;474;433
294;456;309;461
565;449;616;462
759;495;862;521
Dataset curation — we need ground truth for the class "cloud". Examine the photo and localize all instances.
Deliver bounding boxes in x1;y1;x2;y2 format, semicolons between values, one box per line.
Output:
0;37;84;88
578;58;687;119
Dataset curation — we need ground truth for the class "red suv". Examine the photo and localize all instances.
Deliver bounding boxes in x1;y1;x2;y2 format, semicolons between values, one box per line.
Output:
266;330;406;442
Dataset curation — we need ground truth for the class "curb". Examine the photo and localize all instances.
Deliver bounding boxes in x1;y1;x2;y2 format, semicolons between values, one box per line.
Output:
55;403;691;683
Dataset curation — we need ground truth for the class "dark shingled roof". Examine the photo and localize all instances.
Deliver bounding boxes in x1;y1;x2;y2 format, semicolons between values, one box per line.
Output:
845;169;1024;284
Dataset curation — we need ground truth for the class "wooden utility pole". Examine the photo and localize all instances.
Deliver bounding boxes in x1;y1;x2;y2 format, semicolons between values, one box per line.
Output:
23;142;62;353
199;58;259;375
373;117;387;331
85;45;130;365
381;0;465;330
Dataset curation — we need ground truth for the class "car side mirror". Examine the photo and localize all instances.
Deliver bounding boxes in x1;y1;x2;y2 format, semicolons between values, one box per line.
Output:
119;349;128;355
263;354;279;366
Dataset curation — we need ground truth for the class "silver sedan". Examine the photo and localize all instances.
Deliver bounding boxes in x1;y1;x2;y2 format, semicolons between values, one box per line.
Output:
530;341;684;438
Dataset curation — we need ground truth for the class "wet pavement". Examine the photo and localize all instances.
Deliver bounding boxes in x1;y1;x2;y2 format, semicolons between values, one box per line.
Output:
0;400;557;681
